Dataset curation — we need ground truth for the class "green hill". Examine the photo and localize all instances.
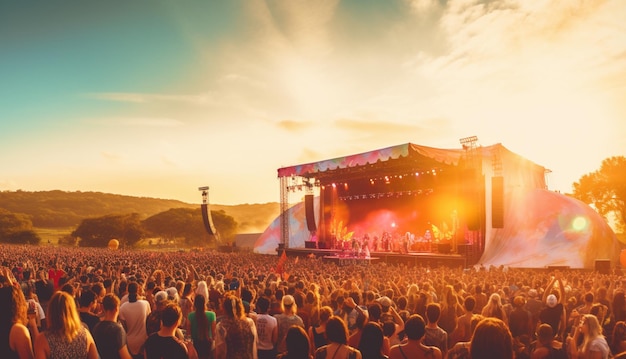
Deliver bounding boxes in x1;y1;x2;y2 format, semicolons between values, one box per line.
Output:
0;190;279;234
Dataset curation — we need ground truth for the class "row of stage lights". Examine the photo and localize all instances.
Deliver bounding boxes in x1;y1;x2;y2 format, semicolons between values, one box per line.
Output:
286;168;441;193
369;168;440;185
337;188;435;201
325;168;442;190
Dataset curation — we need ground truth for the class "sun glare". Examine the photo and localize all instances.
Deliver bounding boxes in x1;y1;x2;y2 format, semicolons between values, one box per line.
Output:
572;216;588;232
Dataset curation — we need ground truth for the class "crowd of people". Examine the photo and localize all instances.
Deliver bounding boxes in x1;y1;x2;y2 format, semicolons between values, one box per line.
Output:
0;244;625;358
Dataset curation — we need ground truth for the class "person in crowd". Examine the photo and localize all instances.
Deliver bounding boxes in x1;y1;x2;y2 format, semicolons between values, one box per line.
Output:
275;294;305;354
147;290;184;339
277;326;312;359
347;304;369;350
23;285;46;333
119;282;151;359
480;293;508;326
255;296;278;359
92;293;132;359
566;314;610;359
446;315;484;359
508;295;534;359
529;323;566;359
525;289;544;330
388;314;441;359
469;317;513;359
34;269;54;312
423;303;448;356
179;283;194;330
472;285;487;315
144;303;197;359
509;295;533;343
187;293;216;359
0;281;38;359
358;322;388;359
314;316;362;359
77;289;100;333
309;306;332;355
452;296;476;345
34;291;98;359
438;285;461;347
610;321;626;357
215;294;258;359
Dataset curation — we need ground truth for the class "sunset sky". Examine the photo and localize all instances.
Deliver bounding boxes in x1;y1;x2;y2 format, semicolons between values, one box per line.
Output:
1;0;624;206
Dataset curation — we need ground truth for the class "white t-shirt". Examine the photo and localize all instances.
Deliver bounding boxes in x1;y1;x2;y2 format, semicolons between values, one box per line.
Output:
255;313;278;350
119;299;151;355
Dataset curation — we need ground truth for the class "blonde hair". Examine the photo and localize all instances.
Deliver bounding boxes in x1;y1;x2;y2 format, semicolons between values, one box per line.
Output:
222;294;245;320
47;291;83;342
581;314;604;354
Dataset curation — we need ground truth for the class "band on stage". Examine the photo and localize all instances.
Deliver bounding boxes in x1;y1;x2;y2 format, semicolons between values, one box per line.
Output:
311;222;466;257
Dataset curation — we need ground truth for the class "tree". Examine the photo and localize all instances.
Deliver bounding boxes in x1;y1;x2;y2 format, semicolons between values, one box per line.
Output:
143;208;238;247
0;208;40;244
572;156;626;232
72;213;146;248
6;230;41;245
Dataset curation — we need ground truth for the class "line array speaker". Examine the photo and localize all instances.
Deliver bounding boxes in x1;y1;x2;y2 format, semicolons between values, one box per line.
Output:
492;176;504;228
305;194;316;232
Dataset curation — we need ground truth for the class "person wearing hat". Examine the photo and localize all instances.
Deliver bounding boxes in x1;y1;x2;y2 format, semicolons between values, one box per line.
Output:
538;275;567;341
274;294;304;355
146;291;171;336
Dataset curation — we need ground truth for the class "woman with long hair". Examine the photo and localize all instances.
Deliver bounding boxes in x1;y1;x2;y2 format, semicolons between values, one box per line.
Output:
188;293;216;359
358;322;388;359
567;314;610;359
439;284;462;344
277;326;312;359
214;294;257;359
315;316;362;359
34;291;98;359
481;293;508;326
0;282;37;359
611;321;626;357
179;283;194;330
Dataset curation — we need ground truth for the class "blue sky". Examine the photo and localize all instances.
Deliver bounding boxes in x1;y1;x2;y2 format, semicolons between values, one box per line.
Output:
1;0;625;205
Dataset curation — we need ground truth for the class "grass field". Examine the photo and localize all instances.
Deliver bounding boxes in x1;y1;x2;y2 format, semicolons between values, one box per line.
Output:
35;228;73;245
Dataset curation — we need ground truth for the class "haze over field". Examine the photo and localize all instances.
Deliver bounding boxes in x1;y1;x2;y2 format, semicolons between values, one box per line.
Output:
1;0;624;205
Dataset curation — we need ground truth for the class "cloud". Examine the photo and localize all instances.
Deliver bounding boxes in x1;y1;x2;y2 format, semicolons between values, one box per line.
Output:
100;152;122;162
88;117;184;128
297;147;324;164
87;92;217;105
276;119;315;132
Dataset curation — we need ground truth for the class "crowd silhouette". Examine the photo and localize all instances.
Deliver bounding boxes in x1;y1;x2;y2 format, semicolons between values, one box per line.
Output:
0;244;624;358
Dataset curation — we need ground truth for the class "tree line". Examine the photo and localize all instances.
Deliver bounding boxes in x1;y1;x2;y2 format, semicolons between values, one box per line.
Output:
0;207;237;248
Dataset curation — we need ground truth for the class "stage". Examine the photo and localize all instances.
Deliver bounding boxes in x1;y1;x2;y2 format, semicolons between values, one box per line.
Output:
281;246;468;268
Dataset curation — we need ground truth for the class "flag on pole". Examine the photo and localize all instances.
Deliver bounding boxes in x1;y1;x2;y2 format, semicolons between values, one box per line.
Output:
276;250;287;274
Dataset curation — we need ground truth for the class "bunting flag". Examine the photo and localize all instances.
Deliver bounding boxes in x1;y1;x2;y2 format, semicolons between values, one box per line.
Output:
276;250;287;274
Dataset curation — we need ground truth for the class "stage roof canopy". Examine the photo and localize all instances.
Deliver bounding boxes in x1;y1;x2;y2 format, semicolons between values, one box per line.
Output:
278;143;467;181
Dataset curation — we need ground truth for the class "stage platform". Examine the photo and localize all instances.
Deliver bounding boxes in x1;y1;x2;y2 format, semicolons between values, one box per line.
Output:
282;247;468;268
